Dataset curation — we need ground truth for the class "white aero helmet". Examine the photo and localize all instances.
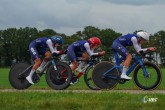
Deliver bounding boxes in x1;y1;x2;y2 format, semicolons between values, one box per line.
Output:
136;31;149;41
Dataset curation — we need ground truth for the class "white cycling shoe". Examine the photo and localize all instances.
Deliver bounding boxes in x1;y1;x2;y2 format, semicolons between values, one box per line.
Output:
26;76;34;85
120;74;132;80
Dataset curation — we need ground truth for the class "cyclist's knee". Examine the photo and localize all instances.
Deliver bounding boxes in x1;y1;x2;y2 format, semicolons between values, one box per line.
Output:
35;58;42;65
127;54;132;59
82;52;89;60
44;51;51;59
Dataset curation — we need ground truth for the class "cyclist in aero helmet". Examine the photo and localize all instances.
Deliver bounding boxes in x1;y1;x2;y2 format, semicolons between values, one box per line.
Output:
26;35;64;84
112;31;156;79
67;37;105;84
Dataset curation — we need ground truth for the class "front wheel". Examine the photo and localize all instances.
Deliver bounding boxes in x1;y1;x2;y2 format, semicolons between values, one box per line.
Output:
46;61;72;90
133;62;162;90
84;65;100;90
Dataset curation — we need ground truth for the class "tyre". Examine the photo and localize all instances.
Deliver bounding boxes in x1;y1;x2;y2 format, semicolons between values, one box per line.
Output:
46;61;72;90
84;65;100;90
9;62;32;89
133;62;162;90
92;61;119;89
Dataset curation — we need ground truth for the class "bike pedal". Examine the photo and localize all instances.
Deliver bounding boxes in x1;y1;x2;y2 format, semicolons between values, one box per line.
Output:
70;77;79;85
32;74;40;83
120;79;130;81
118;79;127;84
34;78;40;83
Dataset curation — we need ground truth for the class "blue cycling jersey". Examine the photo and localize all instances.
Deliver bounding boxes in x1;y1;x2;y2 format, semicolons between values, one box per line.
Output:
112;34;138;57
31;38;49;48
70;40;88;52
67;40;89;62
114;34;137;47
29;38;50;60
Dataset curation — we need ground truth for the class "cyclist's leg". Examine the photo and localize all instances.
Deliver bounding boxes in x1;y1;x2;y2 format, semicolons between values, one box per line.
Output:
121;54;132;79
112;42;132;79
26;44;42;84
69;61;79;84
44;51;51;59
37;51;51;72
67;46;81;84
76;52;89;78
82;52;89;60
67;48;78;71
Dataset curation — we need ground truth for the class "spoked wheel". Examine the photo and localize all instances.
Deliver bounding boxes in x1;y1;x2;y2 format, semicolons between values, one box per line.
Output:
84;65;100;90
46;61;72;90
9;62;32;89
133;62;162;90
92;61;119;89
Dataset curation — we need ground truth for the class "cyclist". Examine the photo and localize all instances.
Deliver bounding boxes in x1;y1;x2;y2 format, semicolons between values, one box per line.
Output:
112;31;156;79
67;37;105;84
26;35;64;84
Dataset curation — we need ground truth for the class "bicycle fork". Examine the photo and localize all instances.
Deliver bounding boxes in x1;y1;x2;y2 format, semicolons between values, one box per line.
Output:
51;60;67;79
138;61;150;78
141;65;150;78
51;60;60;78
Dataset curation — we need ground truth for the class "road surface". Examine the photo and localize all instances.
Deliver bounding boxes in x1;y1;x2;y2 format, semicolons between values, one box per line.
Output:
1;89;165;94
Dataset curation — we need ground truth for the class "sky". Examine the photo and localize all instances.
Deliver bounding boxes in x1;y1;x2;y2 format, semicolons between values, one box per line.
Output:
0;0;165;35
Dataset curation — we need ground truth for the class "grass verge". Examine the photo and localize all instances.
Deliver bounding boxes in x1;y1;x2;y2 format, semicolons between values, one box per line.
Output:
0;91;164;110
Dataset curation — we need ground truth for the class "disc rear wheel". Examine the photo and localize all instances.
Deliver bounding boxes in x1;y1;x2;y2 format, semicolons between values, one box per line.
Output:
92;61;119;89
9;62;32;89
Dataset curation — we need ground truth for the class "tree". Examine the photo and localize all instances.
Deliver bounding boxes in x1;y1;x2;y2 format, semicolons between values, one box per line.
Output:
0;26;164;67
152;31;165;65
37;29;57;38
82;26;101;39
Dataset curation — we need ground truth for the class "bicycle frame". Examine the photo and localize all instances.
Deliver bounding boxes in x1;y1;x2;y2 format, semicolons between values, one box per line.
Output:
76;56;99;73
103;51;149;79
18;57;60;78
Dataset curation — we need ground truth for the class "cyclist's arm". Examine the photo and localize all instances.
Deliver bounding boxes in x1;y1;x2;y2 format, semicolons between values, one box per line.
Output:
84;43;99;56
46;39;61;54
131;37;147;54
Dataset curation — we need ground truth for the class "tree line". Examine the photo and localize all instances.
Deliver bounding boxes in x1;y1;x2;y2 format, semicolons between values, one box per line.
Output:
0;26;165;67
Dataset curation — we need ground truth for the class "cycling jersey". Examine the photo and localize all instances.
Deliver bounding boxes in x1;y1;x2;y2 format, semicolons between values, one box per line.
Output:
114;34;136;46
112;34;147;57
29;38;59;60
67;40;99;62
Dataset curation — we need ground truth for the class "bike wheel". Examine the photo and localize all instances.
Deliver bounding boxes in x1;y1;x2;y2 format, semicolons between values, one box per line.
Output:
133;62;162;90
9;62;32;89
92;61;119;89
46;61;72;90
84;65;100;90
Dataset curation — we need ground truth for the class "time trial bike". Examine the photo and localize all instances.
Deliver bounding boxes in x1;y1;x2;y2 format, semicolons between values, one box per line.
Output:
61;54;102;90
92;49;162;90
9;54;72;90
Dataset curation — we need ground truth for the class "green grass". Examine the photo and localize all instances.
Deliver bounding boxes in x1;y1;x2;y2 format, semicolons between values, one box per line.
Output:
0;67;164;90
0;68;165;110
0;92;164;110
